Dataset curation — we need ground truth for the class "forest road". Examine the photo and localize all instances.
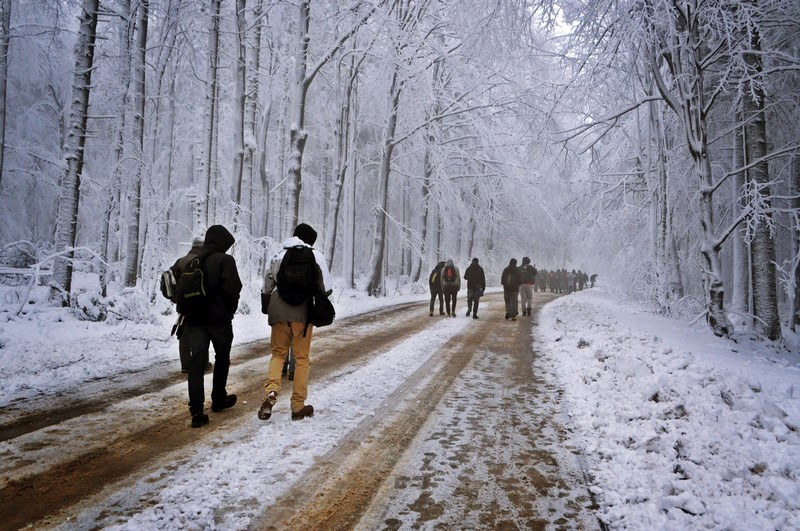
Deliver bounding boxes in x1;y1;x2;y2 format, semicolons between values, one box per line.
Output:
253;292;598;530
0;292;598;530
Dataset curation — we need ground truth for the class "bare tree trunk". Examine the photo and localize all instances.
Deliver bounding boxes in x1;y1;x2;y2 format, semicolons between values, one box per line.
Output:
731;116;749;320
742;24;781;340
52;0;99;303
199;0;222;227
232;0;248;232
365;64;402;296
791;154;800;332
0;0;11;188
124;0;148;287
285;0;310;234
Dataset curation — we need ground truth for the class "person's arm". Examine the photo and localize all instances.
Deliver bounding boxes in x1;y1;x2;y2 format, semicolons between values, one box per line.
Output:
220;255;243;313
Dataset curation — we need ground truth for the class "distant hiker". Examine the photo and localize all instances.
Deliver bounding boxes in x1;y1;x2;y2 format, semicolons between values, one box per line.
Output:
258;223;331;422
428;261;446;317
175;225;242;429
590;273;597;287
518;257;537;316
501;258;521;321
440;259;461;317
463;258;486;319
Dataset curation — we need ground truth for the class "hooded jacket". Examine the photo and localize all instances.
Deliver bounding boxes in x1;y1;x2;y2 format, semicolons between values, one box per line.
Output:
501;258;521;292
440;259;461;291
183;225;242;326
463;259;486;291
262;236;332;326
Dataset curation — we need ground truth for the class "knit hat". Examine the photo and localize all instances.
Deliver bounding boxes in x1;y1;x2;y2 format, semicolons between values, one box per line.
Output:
293;223;317;246
191;236;204;248
522;256;530;265
472;258;479;264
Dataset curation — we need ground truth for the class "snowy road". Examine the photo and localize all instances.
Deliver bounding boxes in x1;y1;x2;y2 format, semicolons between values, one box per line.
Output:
1;293;596;530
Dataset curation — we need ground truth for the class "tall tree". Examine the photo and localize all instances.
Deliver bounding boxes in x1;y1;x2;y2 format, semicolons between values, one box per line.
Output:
52;0;100;302
0;0;11;188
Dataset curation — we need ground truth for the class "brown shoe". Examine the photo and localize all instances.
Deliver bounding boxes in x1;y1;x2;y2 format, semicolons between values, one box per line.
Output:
291;405;314;421
257;391;277;420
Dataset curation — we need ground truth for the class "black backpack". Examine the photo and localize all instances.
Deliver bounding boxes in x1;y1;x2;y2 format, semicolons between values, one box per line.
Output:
277;246;319;306
175;252;212;318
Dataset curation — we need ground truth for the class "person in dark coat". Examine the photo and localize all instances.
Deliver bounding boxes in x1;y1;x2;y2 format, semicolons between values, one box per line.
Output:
463;258;486;319
428;261;446;317
501;258;521;321
170;236;210;373
181;224;242;428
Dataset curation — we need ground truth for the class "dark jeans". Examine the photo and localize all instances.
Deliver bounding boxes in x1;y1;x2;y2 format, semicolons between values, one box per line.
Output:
187;322;233;414
467;287;483;315
444;286;458;314
430;290;444;314
504;289;519;318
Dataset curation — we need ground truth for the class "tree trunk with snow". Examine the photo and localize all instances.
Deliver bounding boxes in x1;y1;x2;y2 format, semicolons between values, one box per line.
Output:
52;0;100;302
232;0;249;233
123;0;148;287
741;26;781;340
199;0;222;228
0;0;11;188
730;118;749;322
285;0;310;234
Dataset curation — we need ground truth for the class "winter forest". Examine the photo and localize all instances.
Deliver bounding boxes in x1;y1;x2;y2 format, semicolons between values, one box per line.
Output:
0;0;799;342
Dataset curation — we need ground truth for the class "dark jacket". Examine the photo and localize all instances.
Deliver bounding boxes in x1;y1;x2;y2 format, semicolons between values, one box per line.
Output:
428;261;445;294
463;261;486;291
501;259;521;292
183;225;242;326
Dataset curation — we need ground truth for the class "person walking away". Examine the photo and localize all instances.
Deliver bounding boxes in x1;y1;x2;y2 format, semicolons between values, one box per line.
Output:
501;258;521;321
258;223;332;421
428;261;445;317
518;257;537;316
440;259;461;317
463;258;486;319
166;236;203;373
177;225;242;428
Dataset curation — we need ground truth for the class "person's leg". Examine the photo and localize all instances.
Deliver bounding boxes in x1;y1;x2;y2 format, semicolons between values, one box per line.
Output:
187;326;210;414
473;290;481;316
208;322;234;404
504;290;511;318
466;293;473;315
438;291;444;314
429;291;436;314
511;290;519;318
445;290;452;315
288;322;313;413
179;333;191;372
265;322;292;395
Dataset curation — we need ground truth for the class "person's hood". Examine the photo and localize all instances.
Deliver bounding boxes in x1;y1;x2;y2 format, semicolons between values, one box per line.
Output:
282;236;310;249
509;258;518;266
522;256;530;265
446;259;454;267
437;261;446;269
204;225;235;253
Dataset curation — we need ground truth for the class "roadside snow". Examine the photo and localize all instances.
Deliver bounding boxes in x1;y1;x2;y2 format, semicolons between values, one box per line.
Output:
536;288;800;530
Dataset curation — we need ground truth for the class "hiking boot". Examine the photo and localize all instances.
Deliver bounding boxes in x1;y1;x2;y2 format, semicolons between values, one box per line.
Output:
211;394;237;412
511;316;517;321
429;311;434;317
505;313;509;320
439;311;445;316
446;311;451;317
191;412;209;428
291;405;314;421
465;309;471;316
473;314;479;319
257;391;277;420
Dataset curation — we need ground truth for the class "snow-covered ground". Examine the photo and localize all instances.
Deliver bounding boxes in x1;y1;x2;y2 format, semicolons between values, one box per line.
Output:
2;284;799;529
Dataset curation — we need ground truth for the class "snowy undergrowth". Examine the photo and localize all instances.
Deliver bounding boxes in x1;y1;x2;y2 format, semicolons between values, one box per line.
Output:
536;288;800;530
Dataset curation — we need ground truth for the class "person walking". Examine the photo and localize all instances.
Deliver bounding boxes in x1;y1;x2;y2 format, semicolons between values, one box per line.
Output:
463;258;486;319
518;257;537;316
167;236;203;373
178;225;242;428
440;259;461;317
258;223;332;422
501;258;521;321
428;261;446;317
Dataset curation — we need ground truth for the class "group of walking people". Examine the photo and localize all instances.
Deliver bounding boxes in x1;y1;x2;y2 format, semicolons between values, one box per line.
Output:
428;258;487;319
165;223;330;428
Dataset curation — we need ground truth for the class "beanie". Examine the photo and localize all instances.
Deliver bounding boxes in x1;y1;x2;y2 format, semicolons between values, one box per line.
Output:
522;256;530;265
293;223;318;246
472;258;479;264
191;236;204;248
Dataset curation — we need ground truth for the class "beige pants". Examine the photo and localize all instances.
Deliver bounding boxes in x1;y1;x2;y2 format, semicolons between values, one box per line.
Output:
266;322;313;413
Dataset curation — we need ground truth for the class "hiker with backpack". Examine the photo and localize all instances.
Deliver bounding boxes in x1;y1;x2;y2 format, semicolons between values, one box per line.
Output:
428;261;445;317
501;258;521;321
463;258;486;319
173;225;242;428
440;259;461;317
518;257;537;316
258;223;332;422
